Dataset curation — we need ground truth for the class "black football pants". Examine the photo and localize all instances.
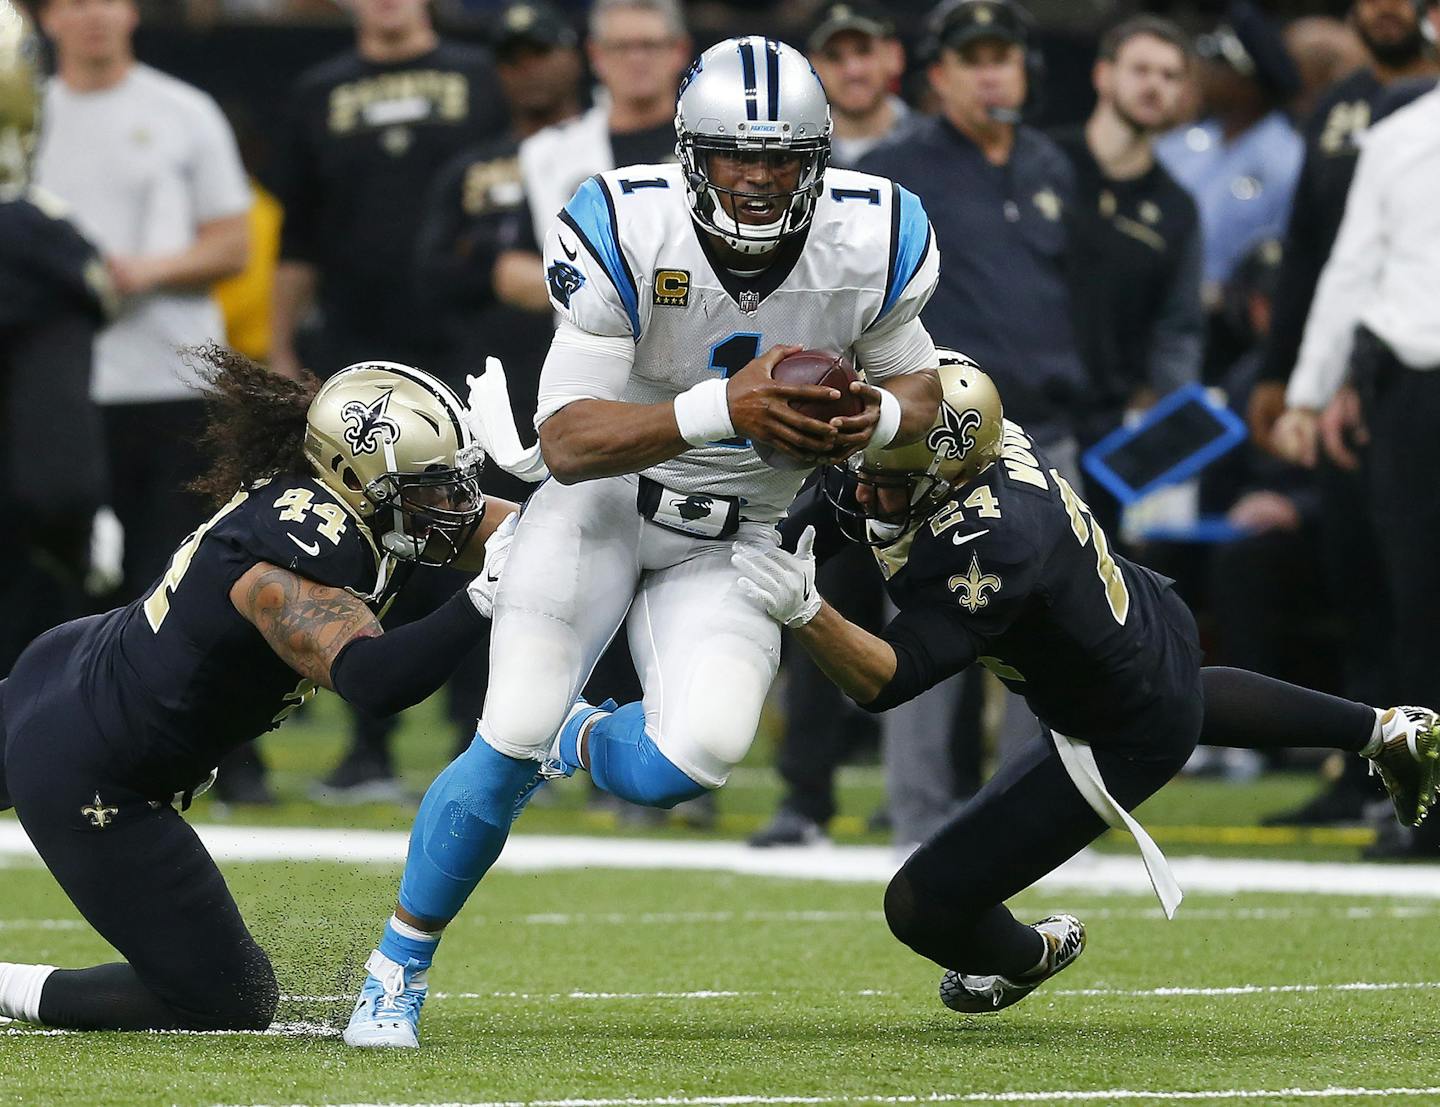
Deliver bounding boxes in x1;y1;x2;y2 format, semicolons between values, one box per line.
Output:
885;588;1377;980
0;624;278;1031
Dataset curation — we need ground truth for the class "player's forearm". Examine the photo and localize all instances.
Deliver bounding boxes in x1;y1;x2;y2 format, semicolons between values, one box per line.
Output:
883;369;942;445
145;215;250;291
792;602;898;707
449;496;520;572
538;399;690;483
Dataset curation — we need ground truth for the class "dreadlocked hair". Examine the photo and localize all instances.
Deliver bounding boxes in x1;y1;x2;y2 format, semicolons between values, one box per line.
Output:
187;343;321;505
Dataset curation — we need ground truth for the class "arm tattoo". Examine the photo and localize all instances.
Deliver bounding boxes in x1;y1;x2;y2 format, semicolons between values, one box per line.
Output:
241;563;382;688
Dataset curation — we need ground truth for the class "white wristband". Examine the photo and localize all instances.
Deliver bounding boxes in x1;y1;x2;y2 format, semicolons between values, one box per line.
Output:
673;378;735;447
871;387;902;450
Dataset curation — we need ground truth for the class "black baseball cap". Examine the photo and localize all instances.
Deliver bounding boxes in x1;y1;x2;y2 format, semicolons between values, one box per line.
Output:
493;1;578;54
1195;1;1299;100
935;0;1029;51
807;1;897;53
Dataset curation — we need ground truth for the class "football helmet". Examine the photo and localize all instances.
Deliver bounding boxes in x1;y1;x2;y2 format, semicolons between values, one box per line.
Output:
675;36;832;255
303;362;485;566
823;349;1003;546
0;0;40;200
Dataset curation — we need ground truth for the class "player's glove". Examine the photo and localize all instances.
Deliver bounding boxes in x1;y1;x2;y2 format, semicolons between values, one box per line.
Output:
466;510;519;618
466;356;550;482
730;525;822;628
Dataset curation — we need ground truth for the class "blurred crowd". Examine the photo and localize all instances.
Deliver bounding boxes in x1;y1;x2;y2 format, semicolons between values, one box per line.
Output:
3;0;1438;854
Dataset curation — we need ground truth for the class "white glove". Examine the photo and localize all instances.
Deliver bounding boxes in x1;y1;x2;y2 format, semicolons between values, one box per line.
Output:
466;510;519;618
730;526;822;628
465;356;550;482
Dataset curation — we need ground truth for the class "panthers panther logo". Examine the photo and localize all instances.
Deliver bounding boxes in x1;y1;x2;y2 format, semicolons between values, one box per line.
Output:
546;260;586;308
926;404;983;462
341;391;402;455
672;494;714;521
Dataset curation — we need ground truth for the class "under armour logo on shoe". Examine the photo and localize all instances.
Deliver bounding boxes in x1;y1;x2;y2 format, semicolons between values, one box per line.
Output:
82;792;118;828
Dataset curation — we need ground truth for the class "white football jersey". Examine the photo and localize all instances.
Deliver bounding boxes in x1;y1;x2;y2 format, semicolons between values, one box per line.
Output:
540;162;940;519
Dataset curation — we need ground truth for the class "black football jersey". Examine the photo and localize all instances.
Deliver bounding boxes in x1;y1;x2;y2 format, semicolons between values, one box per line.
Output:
786;423;1199;743
70;475;390;794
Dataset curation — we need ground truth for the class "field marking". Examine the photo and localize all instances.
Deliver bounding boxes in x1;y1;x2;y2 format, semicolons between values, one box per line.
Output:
274;980;1440;1005
3;822;1439;899
0;919;84;930
2;1020;338;1038
215;1085;1440;1105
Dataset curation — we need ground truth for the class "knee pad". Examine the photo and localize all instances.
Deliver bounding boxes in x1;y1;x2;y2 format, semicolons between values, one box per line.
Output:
661;633;776;787
480;614;581;760
178;943;278;1031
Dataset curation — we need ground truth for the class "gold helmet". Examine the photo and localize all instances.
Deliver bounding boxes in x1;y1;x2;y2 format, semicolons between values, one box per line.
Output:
0;0;41;199
823;349;1003;545
303;362;485;566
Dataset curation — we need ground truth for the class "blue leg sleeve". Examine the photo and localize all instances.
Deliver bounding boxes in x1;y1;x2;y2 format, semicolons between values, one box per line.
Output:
585;702;709;809
396;736;541;925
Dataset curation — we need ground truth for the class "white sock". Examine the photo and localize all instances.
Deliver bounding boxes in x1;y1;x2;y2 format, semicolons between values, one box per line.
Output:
0;962;57;1023
388;914;441;943
1359;708;1388;759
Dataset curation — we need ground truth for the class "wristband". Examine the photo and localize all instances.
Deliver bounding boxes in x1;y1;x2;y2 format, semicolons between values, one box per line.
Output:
871;388;902;450
673;378;735;447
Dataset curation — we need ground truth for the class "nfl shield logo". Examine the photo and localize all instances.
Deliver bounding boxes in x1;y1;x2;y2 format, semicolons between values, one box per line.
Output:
738;290;760;316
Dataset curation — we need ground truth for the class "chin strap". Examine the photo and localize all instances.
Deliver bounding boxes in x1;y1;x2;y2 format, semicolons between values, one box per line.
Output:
466;358;550;482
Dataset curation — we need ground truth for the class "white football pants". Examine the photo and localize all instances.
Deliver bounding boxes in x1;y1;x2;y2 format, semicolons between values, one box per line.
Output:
477;474;782;788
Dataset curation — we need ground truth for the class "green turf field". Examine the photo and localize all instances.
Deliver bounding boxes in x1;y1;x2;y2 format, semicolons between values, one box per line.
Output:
3;859;1439;1106
4;692;1436;1106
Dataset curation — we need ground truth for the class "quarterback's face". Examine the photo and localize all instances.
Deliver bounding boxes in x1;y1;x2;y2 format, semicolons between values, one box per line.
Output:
929;40;1027;132
810;31;904;119
1097;34;1187;133
707;149;806;225
40;0;137;67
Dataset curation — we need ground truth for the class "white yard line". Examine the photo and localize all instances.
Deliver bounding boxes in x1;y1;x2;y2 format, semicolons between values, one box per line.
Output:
2;823;1439;899
215;1085;1440;1106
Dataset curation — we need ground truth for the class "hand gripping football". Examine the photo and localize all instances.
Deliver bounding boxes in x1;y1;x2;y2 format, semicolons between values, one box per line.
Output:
752;350;863;470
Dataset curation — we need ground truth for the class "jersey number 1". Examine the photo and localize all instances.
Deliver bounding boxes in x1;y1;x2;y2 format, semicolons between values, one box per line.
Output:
707;332;762;449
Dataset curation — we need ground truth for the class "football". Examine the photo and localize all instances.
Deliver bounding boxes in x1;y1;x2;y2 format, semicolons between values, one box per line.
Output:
753;350;863;469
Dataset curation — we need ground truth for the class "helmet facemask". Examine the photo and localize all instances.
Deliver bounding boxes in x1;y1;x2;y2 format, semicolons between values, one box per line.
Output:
822;456;955;548
680;132;829;256
370;442;486;567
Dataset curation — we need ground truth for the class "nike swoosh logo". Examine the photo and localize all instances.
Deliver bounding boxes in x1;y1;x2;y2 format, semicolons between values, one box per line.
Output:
287;533;321;557
560;238;578;261
952;529;990;546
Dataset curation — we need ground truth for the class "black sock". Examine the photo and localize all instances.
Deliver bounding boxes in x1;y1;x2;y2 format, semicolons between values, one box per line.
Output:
1200;667;1375;753
37;963;187;1031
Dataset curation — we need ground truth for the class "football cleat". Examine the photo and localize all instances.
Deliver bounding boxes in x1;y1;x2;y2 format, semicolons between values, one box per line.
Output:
342;950;428;1048
1368;706;1440;827
939;914;1086;1014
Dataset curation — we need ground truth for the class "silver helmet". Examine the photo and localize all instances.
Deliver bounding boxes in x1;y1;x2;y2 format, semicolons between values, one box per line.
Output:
675;36;832;255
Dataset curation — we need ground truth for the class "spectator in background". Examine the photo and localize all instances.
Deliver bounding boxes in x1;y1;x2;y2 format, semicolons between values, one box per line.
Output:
1052;15;1203;514
1246;0;1437;829
518;0;691;252
862;0;1086;471
1283;16;1367;123
35;0;249;606
748;0;911;848
1273;63;1440;858
1;0;112;677
1155;1;1302;312
267;0;509;802
806;1;909;167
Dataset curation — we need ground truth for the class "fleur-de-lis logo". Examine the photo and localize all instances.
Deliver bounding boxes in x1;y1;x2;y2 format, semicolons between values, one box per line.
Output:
927;404;983;462
82;792;118;829
341;390;401;455
948;552;1001;614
